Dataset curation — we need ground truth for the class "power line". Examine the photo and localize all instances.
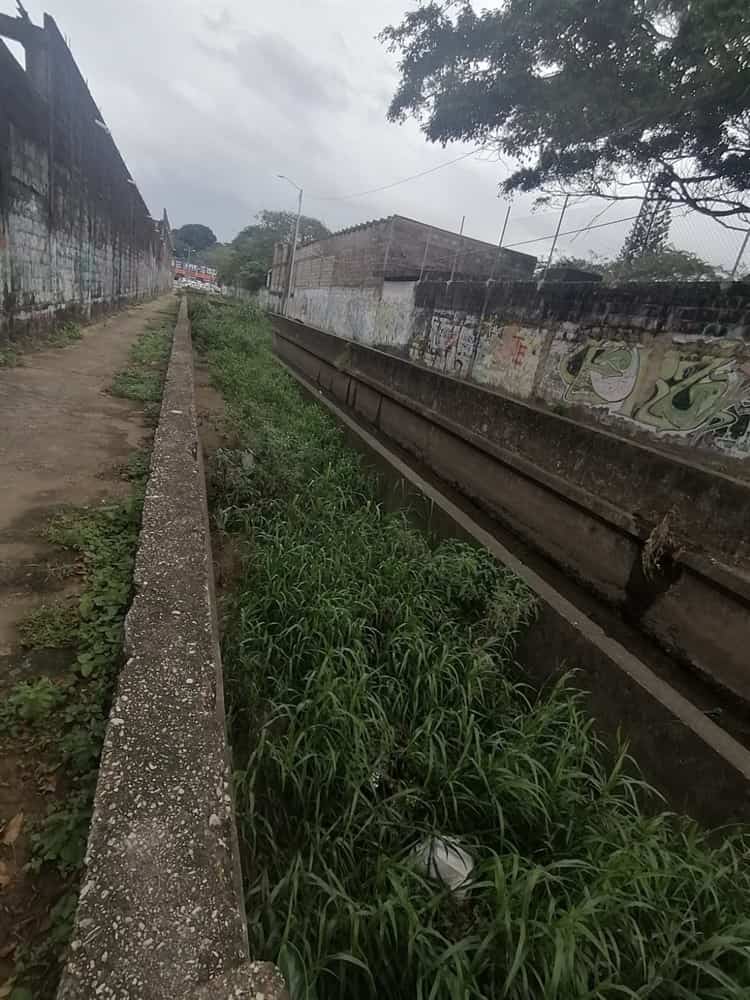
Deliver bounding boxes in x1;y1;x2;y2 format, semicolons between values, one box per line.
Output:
307;147;489;202
504;213;640;248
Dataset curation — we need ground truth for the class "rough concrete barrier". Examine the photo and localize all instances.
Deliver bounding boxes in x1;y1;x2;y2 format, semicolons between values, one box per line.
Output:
271;317;750;709
59;298;286;1000
275;353;750;827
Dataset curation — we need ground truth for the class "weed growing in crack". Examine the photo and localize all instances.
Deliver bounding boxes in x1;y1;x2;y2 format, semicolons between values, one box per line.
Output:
191;295;750;1000
110;322;172;403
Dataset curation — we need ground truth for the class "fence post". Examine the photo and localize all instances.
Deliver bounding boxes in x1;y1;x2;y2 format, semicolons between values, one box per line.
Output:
541;194;570;280
449;215;465;283
730;229;750;281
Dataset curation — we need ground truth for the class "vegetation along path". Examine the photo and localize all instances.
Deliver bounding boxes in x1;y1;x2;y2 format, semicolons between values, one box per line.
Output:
0;295;176;999
191;295;750;1000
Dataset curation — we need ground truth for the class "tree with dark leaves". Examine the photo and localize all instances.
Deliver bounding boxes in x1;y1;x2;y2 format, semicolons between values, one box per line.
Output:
381;0;750;224
172;223;217;256
217;211;330;291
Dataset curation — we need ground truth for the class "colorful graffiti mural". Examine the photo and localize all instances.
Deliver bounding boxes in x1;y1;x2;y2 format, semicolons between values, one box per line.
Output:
634;356;737;433
560;342;640;406
557;340;750;455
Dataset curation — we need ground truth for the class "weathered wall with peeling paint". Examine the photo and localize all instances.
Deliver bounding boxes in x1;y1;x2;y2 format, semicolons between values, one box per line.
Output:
271;277;750;468
0;14;173;343
273;314;750;733
407;281;750;466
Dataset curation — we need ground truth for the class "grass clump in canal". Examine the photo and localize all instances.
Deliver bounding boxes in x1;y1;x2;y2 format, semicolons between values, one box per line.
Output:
192;296;750;1000
110;321;172;405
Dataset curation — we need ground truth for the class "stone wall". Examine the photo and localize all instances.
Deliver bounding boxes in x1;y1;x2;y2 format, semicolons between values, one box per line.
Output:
0;13;173;342
272;277;750;470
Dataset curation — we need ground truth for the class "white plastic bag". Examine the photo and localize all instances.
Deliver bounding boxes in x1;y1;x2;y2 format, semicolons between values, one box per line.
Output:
411;836;474;898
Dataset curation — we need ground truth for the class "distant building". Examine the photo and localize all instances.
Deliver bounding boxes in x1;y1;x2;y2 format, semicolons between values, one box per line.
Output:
267;214;536;301
174;260;218;284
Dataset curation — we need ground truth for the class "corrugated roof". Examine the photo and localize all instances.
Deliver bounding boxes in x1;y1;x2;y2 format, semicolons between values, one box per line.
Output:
298;216;393;248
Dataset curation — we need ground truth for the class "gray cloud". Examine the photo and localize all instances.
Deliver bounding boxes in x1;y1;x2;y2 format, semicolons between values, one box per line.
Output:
7;0;743;269
223;33;351;114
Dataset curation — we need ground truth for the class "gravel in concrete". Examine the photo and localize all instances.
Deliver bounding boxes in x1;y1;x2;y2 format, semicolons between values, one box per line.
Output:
58;298;269;999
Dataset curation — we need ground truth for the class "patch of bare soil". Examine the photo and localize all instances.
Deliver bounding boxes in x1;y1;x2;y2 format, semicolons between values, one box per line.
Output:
0;296;175;989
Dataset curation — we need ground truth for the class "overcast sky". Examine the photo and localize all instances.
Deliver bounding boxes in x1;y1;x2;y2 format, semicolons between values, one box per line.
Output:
4;0;747;269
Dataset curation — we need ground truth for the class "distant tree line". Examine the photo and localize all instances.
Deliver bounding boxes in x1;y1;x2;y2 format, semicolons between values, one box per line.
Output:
553;248;729;283
172;212;330;292
175;213;735;290
549;192;737;282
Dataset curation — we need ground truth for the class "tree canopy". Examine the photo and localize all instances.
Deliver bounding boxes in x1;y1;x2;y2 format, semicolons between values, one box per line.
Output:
381;0;750;223
172;223;217;256
555;246;723;283
217;210;330;291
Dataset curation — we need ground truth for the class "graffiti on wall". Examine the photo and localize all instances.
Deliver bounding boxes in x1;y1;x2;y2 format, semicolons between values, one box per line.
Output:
561;342;640;406
473;323;543;399
638;354;750;454
557;339;750;455
414;310;478;375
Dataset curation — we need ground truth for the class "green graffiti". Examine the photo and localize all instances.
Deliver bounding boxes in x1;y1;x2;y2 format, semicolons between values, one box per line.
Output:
634;356;734;433
561;341;639;405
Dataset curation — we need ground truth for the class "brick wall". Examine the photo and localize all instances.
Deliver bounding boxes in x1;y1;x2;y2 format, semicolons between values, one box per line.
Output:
294;220;392;290
0;14;173;342
276;215;536;295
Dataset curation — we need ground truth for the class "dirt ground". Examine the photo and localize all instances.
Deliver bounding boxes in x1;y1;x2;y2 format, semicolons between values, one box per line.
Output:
0;295;175;977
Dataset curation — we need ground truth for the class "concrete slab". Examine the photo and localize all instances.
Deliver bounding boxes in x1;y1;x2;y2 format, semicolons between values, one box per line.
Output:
58;298;271;999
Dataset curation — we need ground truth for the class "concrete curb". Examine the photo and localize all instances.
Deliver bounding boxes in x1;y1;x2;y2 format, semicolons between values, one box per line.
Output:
58;298;285;1000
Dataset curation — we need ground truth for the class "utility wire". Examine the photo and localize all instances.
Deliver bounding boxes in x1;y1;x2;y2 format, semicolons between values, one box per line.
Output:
307;147;489;202
569;199;618;244
504;213;640;248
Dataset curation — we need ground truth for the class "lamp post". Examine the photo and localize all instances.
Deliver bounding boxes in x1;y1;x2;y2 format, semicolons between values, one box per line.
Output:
277;174;303;312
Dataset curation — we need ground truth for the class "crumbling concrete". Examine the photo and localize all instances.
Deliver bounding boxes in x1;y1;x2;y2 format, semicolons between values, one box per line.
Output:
189;961;288;1000
58;298;283;1000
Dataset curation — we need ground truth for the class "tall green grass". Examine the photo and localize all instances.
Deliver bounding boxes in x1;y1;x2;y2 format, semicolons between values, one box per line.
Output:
191;296;750;1000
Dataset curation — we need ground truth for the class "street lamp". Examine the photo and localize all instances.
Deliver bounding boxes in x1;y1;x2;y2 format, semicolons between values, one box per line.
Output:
277;174;303;309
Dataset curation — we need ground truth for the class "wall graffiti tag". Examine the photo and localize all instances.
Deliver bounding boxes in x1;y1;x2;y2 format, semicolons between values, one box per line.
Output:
633;356;736;433
695;399;750;453
560;342;640;406
557;339;750;456
419;311;478;375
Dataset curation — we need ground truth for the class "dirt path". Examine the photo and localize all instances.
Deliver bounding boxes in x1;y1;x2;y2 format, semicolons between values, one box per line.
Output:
0;294;174;979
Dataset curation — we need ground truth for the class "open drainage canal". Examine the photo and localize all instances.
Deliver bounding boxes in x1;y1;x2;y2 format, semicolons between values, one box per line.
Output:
191;295;750;1000
280;361;750;824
